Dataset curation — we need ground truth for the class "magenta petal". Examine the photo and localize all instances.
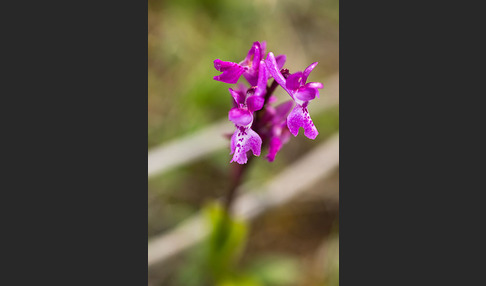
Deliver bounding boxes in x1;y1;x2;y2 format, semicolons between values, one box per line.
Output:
265;53;286;87
230;127;262;164
254;60;268;98
213;59;229;71
286;72;303;91
264;52;292;96
287;105;318;139
287;105;303;137
229;88;245;105
306;82;323;89
275;100;294;119
241;42;262;86
243;73;258;86
294;87;316;102
280;126;292;144
260;106;275;125
275;54;286;70
246;96;264;112
302;62;318;84
244;42;261;67
228;108;253;126
260;41;267;57
243;44;255;65
246;128;262;156
268;95;278;104
230;131;237;155
266;136;282;162
213;59;247;84
252;42;262;71
305;82;323;98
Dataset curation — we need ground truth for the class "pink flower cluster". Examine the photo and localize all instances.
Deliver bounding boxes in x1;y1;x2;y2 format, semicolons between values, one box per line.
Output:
213;41;324;164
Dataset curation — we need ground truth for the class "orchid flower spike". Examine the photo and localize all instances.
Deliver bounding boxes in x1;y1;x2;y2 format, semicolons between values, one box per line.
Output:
264;52;324;140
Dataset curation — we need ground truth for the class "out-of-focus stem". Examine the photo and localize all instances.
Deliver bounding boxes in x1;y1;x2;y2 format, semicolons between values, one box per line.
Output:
224;79;279;214
223;157;252;213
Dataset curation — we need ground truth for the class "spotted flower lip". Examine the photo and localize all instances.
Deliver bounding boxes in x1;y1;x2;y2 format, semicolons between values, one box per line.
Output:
230;126;262;164
286;104;318;139
228;103;262;164
227;76;265;164
265;52;324;140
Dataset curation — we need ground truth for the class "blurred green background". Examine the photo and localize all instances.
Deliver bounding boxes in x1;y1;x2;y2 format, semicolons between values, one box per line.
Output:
148;0;339;285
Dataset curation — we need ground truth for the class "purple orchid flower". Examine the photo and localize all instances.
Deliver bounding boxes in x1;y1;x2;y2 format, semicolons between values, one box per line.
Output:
228;89;262;164
264;52;324;140
227;60;269;164
213;41;286;86
264;100;293;162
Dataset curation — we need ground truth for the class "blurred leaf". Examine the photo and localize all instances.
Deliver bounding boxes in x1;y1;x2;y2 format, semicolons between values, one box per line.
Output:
246;254;301;286
205;202;249;282
217;273;263;286
321;234;339;286
173;245;211;286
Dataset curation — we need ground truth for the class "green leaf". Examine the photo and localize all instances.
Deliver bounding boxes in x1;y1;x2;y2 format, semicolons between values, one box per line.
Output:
246;254;300;286
204;202;249;282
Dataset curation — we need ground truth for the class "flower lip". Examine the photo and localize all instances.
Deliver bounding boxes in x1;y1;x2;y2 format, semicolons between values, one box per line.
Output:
230;127;262;164
287;104;318;139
